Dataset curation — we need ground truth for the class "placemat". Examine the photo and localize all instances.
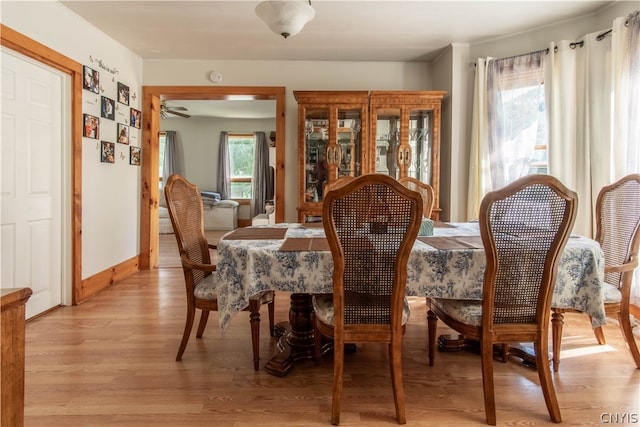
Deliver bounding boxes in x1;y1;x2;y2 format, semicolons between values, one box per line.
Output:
222;227;287;240
279;237;330;252
417;236;483;250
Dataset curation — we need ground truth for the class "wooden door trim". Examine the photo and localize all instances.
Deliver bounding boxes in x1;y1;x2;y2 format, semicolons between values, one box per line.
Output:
139;86;286;269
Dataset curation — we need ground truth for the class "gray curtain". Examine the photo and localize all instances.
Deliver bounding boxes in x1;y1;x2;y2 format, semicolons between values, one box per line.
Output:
162;130;179;187
217;131;231;199
251;131;269;218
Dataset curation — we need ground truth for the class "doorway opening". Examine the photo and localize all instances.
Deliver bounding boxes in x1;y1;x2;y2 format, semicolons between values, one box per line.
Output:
139;86;286;270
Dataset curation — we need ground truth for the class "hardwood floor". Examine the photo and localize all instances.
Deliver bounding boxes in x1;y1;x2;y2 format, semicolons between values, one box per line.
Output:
23;246;640;426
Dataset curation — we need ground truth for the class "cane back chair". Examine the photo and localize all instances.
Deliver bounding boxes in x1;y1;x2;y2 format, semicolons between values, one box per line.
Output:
552;174;640;371
397;176;435;219
164;174;275;370
313;173;423;425
428;174;577;425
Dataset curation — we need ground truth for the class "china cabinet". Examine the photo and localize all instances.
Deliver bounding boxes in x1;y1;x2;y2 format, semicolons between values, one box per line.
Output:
370;91;446;219
295;90;446;222
294;91;369;222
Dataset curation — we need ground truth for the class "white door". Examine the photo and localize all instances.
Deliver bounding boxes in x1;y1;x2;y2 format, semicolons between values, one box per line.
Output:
1;48;67;318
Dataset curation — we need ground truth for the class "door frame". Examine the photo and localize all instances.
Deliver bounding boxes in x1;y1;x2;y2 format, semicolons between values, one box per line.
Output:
139;86;286;269
1;24;83;304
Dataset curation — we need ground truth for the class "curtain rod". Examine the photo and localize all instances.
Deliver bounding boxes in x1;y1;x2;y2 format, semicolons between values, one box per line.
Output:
468;48;549;66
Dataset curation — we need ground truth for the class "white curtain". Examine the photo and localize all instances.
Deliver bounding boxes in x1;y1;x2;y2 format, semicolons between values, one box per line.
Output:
544;35;609;237
467;58;492;220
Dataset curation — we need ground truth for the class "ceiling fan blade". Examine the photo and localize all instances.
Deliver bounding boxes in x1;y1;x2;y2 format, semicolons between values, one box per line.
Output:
167;109;191;118
168;106;188;111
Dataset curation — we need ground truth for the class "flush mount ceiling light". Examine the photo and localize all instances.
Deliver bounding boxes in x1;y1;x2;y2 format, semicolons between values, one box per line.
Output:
255;1;315;39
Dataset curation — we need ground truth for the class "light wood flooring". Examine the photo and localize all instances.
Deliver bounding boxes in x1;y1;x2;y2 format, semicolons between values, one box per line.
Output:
23;238;640;426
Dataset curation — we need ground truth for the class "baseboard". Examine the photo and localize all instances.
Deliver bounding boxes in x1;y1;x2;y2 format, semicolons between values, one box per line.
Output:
76;256;139;303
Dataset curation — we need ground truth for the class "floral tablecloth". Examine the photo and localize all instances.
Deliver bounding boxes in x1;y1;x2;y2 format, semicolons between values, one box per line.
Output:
215;222;605;332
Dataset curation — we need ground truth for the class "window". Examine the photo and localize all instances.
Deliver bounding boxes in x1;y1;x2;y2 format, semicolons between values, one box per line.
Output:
228;133;255;199
488;53;548;187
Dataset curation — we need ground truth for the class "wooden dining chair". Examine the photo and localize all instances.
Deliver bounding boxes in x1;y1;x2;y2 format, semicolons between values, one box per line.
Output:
427;175;577;425
398;176;435;219
313;173;423;425
164;174;275;370
552;174;640;371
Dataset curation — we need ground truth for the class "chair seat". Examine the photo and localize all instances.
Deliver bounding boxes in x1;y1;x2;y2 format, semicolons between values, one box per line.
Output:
312;293;411;326
193;274;219;300
430;298;482;327
602;281;622;304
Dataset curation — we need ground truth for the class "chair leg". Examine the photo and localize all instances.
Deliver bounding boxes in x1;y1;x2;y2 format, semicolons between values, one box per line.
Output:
389;338;407;424
331;335;344;425
196;310;209;338
176;306;196;361
268;297;276;337
593;325;606;345
427;309;438;366
249;308;261;371
534;340;562;423
480;338;497;426
618;311;640;369
551;309;564;373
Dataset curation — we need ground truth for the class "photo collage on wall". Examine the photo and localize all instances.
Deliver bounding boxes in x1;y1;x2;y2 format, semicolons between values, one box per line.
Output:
82;61;141;166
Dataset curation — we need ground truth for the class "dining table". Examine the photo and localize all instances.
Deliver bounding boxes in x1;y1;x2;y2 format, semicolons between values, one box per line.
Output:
215;222;606;376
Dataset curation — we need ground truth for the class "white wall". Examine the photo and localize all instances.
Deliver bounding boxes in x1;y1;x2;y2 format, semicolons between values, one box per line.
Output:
1;2;144;278
145;60;432;222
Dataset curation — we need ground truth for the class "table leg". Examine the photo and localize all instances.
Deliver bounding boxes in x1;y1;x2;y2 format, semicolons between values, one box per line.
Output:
264;293;316;377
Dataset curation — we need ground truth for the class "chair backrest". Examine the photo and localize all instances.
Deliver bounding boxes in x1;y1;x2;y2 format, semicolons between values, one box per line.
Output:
479;175;577;327
398;176;435;219
164;174;211;288
323;176;356;194
595;174;640;290
323;174;423;330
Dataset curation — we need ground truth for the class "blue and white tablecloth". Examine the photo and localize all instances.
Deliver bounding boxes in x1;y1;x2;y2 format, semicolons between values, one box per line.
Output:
215;222;605;332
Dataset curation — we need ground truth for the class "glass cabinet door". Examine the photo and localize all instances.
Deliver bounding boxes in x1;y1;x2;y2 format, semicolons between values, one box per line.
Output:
373;108;401;178
303;108;329;204
335;109;363;180
408;108;433;183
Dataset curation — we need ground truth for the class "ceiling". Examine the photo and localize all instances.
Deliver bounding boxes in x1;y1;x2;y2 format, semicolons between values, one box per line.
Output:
59;0;615;117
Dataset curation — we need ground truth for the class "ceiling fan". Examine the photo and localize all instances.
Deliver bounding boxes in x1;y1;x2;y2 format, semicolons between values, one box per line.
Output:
160;102;191;119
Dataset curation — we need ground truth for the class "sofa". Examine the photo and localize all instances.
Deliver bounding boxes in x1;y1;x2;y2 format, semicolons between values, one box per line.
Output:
159;190;239;233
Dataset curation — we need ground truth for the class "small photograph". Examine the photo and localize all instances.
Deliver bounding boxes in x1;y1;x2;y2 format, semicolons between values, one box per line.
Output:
130;146;141;166
83;114;100;139
83;65;99;94
117;82;130;105
130;108;141;129
101;96;115;120
117;123;129;145
101;141;115;164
